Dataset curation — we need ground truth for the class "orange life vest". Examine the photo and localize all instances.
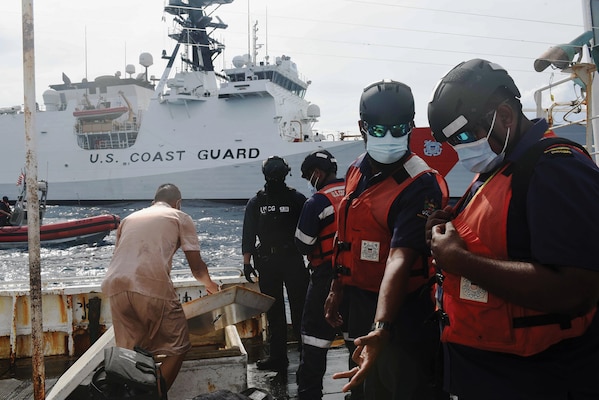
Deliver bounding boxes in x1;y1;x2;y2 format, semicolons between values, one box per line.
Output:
442;152;596;356
307;182;345;268
334;154;448;293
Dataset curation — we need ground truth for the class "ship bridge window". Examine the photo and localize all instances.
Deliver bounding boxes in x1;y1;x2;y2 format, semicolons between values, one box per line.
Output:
255;71;274;81
271;72;306;98
89;87;97;95
227;73;246;82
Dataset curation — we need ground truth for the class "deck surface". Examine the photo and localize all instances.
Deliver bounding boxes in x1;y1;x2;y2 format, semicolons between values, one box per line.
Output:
0;342;351;399
247;342;350;400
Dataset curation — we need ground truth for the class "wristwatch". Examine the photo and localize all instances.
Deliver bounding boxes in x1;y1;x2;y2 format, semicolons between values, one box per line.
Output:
371;321;392;332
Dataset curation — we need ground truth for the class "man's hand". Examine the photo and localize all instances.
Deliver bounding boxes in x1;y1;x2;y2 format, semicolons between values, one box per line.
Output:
430;220;467;273
425;206;453;247
324;279;344;327
332;329;390;392
205;280;219;295
244;263;258;283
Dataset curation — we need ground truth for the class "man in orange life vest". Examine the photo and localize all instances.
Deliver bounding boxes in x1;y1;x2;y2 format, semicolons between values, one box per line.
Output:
325;80;448;399
426;59;599;399
294;149;358;400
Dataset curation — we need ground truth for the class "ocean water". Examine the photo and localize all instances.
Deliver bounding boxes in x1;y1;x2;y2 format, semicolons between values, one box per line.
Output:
0;200;247;283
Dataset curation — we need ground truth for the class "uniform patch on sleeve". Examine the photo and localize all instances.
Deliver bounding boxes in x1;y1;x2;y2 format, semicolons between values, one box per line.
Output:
544;145;574;157
419;197;439;219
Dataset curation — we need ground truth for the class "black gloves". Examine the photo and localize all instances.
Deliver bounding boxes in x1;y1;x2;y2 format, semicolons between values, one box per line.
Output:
244;263;258;283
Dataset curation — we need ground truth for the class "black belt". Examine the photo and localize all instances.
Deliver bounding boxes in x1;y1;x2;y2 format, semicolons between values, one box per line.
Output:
261;245;291;255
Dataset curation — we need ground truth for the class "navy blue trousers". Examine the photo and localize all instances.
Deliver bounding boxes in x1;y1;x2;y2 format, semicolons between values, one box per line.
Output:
256;252;309;361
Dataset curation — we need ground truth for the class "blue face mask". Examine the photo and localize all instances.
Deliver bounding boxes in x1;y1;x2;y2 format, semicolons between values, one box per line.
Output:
366;133;409;164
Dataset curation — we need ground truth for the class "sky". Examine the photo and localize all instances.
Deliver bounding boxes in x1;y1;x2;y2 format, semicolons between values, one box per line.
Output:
0;0;589;135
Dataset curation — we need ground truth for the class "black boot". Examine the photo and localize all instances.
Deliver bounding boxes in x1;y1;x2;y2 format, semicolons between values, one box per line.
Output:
256;357;289;371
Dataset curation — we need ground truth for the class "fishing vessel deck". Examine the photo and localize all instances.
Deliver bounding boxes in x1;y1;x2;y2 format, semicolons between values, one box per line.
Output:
0;269;350;399
0;342;350;399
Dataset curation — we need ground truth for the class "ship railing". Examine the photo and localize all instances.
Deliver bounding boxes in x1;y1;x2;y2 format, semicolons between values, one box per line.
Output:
0;267;243;292
0;267;247;362
533;63;598;162
73;120;141;135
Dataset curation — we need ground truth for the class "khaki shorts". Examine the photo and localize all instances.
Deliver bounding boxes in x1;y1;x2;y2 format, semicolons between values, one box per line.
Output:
109;291;191;356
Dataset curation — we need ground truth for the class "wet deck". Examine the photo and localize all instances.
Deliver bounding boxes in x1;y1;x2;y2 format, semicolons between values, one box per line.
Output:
247;341;350;400
0;341;350;400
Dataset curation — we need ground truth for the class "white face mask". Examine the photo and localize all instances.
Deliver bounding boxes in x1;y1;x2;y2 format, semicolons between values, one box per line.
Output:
307;171;319;194
366;133;409;164
453;112;509;173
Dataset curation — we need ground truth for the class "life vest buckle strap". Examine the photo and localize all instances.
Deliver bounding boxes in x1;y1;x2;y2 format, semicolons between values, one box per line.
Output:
427;309;450;326
337;241;351;251
434;272;444;286
512;313;573;330
335;265;351;276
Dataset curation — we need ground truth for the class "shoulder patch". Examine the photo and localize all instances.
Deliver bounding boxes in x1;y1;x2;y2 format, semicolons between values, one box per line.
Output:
544;145;574;157
418;197;438;219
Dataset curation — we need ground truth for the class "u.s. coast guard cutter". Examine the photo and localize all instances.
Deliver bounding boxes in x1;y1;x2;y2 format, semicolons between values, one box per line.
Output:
0;0;366;203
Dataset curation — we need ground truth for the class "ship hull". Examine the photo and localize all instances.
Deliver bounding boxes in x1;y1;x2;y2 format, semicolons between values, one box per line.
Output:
0;97;365;202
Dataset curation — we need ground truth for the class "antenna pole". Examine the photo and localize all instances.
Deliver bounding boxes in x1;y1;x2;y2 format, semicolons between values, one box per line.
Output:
247;0;250;62
85;26;88;80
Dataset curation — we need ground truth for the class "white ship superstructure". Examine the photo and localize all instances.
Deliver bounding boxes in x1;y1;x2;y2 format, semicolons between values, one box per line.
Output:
0;0;364;203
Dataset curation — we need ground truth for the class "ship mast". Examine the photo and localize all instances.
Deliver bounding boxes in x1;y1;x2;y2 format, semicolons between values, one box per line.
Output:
164;0;230;73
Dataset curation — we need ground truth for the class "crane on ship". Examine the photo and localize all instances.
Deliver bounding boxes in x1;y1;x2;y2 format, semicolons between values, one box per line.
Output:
118;90;135;123
533;16;599;165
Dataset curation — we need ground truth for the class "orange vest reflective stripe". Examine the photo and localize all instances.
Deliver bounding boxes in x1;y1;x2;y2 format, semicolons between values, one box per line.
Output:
444;159;596;356
335;155;448;293
307;182;345;267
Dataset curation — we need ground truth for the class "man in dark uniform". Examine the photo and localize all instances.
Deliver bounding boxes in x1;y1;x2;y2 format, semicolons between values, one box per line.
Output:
242;155;310;371
326;80;448;399
295;150;361;400
0;196;12;226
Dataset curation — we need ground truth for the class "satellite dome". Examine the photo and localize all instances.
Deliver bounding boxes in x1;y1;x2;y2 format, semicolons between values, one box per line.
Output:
43;90;60;111
232;55;246;68
139;53;153;68
307;104;321;118
125;64;136;75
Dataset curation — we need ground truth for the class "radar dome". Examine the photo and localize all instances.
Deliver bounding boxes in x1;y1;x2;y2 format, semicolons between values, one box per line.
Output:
307;104;321;118
125;64;136;75
43;89;61;111
139;53;153;67
232;55;246;68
